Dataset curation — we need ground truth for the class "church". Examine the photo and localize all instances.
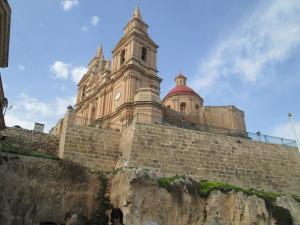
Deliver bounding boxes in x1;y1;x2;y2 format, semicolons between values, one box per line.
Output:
51;7;246;135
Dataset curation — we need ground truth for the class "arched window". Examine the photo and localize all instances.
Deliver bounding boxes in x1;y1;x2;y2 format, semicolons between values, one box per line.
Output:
120;49;125;65
180;102;186;114
195;104;200;110
141;47;147;62
167;105;171;109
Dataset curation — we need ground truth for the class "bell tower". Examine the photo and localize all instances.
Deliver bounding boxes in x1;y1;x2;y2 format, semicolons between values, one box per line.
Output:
111;6;158;74
110;6;163;124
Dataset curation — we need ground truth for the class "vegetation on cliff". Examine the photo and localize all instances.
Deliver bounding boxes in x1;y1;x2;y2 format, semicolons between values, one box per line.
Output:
88;173;112;225
0;141;58;160
158;175;299;203
158;175;296;225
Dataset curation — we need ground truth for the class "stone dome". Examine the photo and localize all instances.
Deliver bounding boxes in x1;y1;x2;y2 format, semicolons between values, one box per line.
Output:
163;73;200;100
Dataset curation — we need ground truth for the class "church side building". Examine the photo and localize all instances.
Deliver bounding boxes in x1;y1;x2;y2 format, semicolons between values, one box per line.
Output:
162;74;246;133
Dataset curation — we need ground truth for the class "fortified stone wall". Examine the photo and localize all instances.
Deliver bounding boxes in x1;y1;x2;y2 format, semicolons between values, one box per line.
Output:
1;127;60;155
118;123;300;195
63;125;121;172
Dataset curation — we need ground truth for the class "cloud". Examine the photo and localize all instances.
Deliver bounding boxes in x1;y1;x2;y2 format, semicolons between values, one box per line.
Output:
81;26;88;32
90;16;99;26
61;0;79;11
71;66;88;83
5;93;76;131
194;0;300;93
50;61;70;79
50;60;87;83
17;65;25;71
270;120;300;141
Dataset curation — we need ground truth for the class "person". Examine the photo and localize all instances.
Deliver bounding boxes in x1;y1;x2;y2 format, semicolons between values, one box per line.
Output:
64;212;78;225
110;208;125;225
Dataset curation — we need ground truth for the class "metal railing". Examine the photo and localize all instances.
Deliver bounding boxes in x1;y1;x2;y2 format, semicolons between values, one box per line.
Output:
247;132;297;147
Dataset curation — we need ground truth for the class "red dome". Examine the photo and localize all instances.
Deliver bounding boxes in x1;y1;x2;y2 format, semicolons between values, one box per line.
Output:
164;85;198;99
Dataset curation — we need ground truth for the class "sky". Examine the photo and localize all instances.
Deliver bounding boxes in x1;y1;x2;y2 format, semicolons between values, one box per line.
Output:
1;0;300;140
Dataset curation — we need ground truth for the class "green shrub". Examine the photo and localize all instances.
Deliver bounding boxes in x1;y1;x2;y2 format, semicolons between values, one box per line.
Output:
157;175;186;191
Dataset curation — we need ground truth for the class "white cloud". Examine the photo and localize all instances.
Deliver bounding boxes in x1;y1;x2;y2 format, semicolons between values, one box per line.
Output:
18;65;25;71
194;0;300;93
5;93;76;131
50;61;70;79
17;93;52;116
81;26;88;32
50;60;87;83
71;66;88;83
5;114;34;130
270;120;300;141
61;0;79;11
90;16;99;26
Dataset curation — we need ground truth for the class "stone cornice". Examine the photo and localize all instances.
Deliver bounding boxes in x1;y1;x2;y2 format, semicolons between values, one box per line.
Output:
112;31;158;54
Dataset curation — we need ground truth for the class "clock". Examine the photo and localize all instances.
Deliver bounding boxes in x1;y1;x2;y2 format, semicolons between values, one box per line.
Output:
115;91;121;101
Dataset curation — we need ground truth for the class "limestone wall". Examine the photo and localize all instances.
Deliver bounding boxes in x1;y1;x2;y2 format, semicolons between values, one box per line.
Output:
120;123;300;195
203;106;246;131
1;127;60;155
0;153;98;225
63;125;121;172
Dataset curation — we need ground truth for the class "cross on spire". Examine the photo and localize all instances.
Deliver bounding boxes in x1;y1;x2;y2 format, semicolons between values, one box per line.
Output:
133;5;142;20
96;44;104;59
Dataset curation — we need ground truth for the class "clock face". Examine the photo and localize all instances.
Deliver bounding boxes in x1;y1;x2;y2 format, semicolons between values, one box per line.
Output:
115;91;121;101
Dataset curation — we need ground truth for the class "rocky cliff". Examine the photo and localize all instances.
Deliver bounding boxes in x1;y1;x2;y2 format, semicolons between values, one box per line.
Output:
111;168;300;225
1;153;299;225
0;153;98;225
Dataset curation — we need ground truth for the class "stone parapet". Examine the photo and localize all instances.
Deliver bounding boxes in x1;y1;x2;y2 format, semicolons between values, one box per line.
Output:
1;127;59;155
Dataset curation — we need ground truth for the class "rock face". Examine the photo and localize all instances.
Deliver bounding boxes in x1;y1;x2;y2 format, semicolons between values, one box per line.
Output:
0;153;98;225
110;168;299;225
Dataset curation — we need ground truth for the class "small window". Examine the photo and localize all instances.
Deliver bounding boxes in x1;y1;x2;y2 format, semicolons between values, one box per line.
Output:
91;106;96;120
82;85;86;98
141;47;147;62
167;105;171;109
180;102;186;113
195;104;200;110
120;49;125;65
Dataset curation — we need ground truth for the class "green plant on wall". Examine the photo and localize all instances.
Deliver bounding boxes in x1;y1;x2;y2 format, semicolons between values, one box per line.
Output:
88;173;113;225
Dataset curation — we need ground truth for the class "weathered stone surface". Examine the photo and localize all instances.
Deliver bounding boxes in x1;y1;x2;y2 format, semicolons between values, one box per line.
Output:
118;123;300;195
111;168;299;225
63;125;121;172
276;196;300;225
0;153;98;225
1;127;59;155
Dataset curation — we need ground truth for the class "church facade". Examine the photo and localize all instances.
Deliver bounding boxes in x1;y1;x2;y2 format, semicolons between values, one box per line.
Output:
74;7;162;130
51;7;246;135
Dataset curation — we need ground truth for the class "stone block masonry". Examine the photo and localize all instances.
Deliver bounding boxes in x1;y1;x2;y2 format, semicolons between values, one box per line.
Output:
63;125;121;172
1;127;60;155
119;123;300;196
